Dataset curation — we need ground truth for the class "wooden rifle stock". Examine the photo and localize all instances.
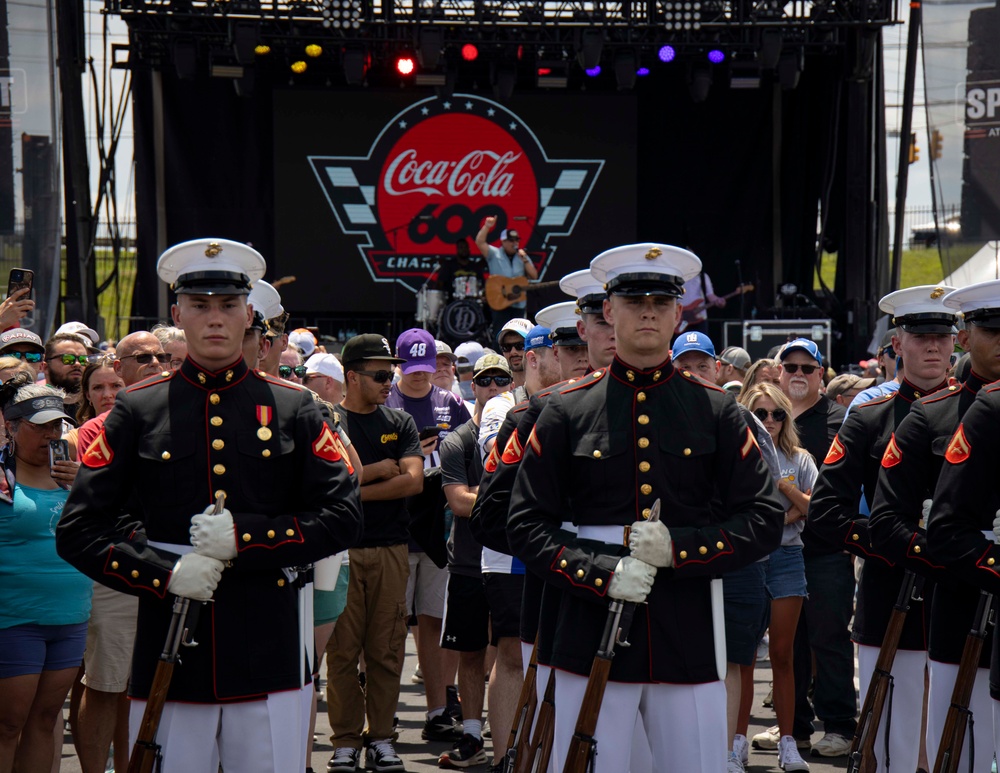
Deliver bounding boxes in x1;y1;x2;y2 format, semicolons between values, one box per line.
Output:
503;642;540;773
933;591;994;773
517;668;556;773
847;570;924;773
561;600;623;773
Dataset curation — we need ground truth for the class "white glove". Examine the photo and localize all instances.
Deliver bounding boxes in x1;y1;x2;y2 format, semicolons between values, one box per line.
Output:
190;505;237;561
993;508;1000;542
607;557;657;603
167;553;225;601
628;520;674;568
921;499;933;523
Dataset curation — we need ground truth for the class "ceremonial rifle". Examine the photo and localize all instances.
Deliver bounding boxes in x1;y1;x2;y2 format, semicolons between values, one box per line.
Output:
933;590;994;773
847;569;924;773
516;668;556;773
127;493;226;773
502;640;539;773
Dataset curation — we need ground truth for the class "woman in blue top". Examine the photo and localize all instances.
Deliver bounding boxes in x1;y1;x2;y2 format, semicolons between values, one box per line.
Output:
0;376;86;773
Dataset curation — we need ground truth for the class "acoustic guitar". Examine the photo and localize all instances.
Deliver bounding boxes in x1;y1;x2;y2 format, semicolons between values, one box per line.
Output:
676;283;754;332
486;276;561;311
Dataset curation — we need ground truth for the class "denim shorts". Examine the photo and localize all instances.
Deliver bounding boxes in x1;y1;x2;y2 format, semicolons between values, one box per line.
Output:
0;622;88;678
722;560;769;666
765;545;808;600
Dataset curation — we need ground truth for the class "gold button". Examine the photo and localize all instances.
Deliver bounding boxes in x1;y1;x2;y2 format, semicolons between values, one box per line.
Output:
716;541;724;549
213;464;226;475
679;550;688;560
225;370;234;382
198;372;207;384
626;370;635;381
210;394;221;405
111;561;119;570
161;371;170;377
683;448;692;456
211;416;223;427
267;530;275;539
641;484;652;495
638;438;649;448
286;529;295;537
560;559;568;568
914;545;921;553
989;558;996;566
682;370;691;378
153;579;160;588
637;392;646;402
576;569;585;578
593;450;602;459
214;490;226;500
638;415;650;425
698;546;708;555
131;570;139;578
161;451;171;460
852;534;859;541
212;439;225;451
242;533;252;542
653;370;661;380
277;579;286;587
639;461;650;472
595;578;603;587
642;508;651;519
262;449;271;458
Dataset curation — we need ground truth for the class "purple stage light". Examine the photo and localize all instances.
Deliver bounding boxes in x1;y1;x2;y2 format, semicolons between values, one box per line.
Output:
658;45;676;63
585;66;601;76
637;67;650;76
707;49;725;64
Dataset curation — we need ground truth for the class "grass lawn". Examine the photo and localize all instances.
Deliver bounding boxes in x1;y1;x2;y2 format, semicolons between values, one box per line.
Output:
816;243;982;291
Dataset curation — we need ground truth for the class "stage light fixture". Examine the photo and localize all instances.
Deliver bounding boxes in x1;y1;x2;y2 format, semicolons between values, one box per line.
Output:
397;56;416;75
321;0;362;30
305;44;323;58
254;44;271;56
637;67;650;76
585;66;601;77
577;29;603;70
614;50;637;90
689;64;712;102
493;62;516;101
758;30;782;70
663;0;702;31
291;60;307;74
658;45;676;63
229;21;257;66
461;44;479;62
173;40;198;79
707;49;726;64
418;28;444;69
342;46;367;85
536;62;569;88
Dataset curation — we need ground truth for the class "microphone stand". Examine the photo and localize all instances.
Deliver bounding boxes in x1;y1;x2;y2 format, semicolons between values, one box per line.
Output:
735;259;746;324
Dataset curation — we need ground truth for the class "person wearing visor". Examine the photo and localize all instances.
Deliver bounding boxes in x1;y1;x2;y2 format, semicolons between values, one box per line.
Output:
0;328;45;379
810;285;958;772
57;238;362;773
507;243;783;772
0;376;85;773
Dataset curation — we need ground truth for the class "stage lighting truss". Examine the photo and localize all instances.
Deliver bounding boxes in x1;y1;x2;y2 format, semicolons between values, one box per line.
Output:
321;0;363;30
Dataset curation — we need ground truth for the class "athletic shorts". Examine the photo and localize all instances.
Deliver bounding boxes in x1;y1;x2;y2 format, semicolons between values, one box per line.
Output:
765;545;808;600
0;622;88;679
484;573;523;646
406;551;448;618
315;565;351;627
82;583;139;692
441;573;490;652
722;560;769;667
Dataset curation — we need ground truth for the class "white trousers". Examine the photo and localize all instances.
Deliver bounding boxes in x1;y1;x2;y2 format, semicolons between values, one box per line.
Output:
127;683;313;773
552;671;726;773
925;659;995;772
856;645;927;773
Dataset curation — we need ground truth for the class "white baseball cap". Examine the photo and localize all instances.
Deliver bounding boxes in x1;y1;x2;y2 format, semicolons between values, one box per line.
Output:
305;352;344;383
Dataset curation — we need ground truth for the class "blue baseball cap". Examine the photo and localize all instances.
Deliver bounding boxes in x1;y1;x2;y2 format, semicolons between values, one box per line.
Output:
779;338;823;366
524;325;553;351
671;331;716;359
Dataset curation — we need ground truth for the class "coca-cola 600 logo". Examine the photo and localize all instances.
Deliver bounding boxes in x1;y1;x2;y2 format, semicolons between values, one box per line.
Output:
309;94;604;292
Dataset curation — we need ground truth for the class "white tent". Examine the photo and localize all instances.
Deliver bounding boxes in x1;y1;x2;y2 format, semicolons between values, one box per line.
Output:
942;241;1000;285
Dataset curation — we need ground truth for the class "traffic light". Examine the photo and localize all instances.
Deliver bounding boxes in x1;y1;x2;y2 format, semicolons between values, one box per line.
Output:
931;129;944;160
908;132;920;164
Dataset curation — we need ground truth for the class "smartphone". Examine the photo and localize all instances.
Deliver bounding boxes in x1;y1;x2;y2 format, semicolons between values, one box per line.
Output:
49;439;71;489
418;426;440;442
7;268;34;300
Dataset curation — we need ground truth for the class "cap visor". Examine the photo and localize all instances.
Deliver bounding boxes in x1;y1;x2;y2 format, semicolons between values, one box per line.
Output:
29;409;76;426
555;338;586;347
401;361;436;374
898;323;956;334
175;285;251;296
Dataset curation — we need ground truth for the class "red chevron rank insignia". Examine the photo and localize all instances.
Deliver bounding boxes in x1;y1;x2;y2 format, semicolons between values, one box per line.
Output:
484;445;500;473
527;426;542;456
945;424;971;464
823;434;846;465
501;432;524;465
881;435;903;468
740;426;759;460
312;424;343;463
81;428;115;468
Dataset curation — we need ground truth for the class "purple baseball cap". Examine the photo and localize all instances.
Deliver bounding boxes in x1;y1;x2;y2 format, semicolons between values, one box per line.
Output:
396;328;437;374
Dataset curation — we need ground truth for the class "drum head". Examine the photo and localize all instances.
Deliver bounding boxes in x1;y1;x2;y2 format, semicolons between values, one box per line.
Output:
440;300;486;341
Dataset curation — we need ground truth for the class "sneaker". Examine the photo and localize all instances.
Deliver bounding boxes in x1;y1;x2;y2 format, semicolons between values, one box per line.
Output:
809;732;851;758
757;633;770;662
423;713;462;742
411;666;424;684
366;740;406;773
733;734;749;765
752;726;811;751
762;685;774;708
438;734;488;769
727;751;746;773
481;719;490;740
328;747;361;773
779;736;810;771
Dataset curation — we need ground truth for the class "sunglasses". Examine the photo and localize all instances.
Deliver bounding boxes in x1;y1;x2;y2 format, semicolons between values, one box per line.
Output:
782;362;819;376
278;365;308;379
473;374;512;388
5;351;42;363
46;354;90;365
355;369;394;384
753;407;788;423
499;341;525;353
118;352;171;365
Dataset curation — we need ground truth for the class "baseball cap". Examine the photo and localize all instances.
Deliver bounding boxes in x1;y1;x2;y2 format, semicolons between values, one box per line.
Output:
779;338;823;366
454;341;486;369
56;322;100;345
497;318;533;345
396;328;437;374
157;238;265;295
305;352;344;384
524;325;553;351
248;279;284;320
473;354;513;379
435;340;458;363
826;373;877;400
0;328;44;354
671;331;716;359
288;329;317;357
500;229;520;242
718;346;751;371
4;394;76;425
341;334;404;366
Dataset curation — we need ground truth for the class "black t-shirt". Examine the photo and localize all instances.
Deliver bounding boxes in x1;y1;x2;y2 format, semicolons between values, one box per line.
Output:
440;418;484;577
797;394;847;556
343;405;422;548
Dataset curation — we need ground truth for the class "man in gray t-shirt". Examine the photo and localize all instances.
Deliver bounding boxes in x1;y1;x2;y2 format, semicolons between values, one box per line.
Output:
475;215;539;331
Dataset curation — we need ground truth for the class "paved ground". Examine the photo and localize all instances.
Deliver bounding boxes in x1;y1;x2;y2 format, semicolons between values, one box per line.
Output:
56;632;855;772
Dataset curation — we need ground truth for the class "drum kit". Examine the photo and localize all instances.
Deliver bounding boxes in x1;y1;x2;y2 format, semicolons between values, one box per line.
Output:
416;274;487;342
